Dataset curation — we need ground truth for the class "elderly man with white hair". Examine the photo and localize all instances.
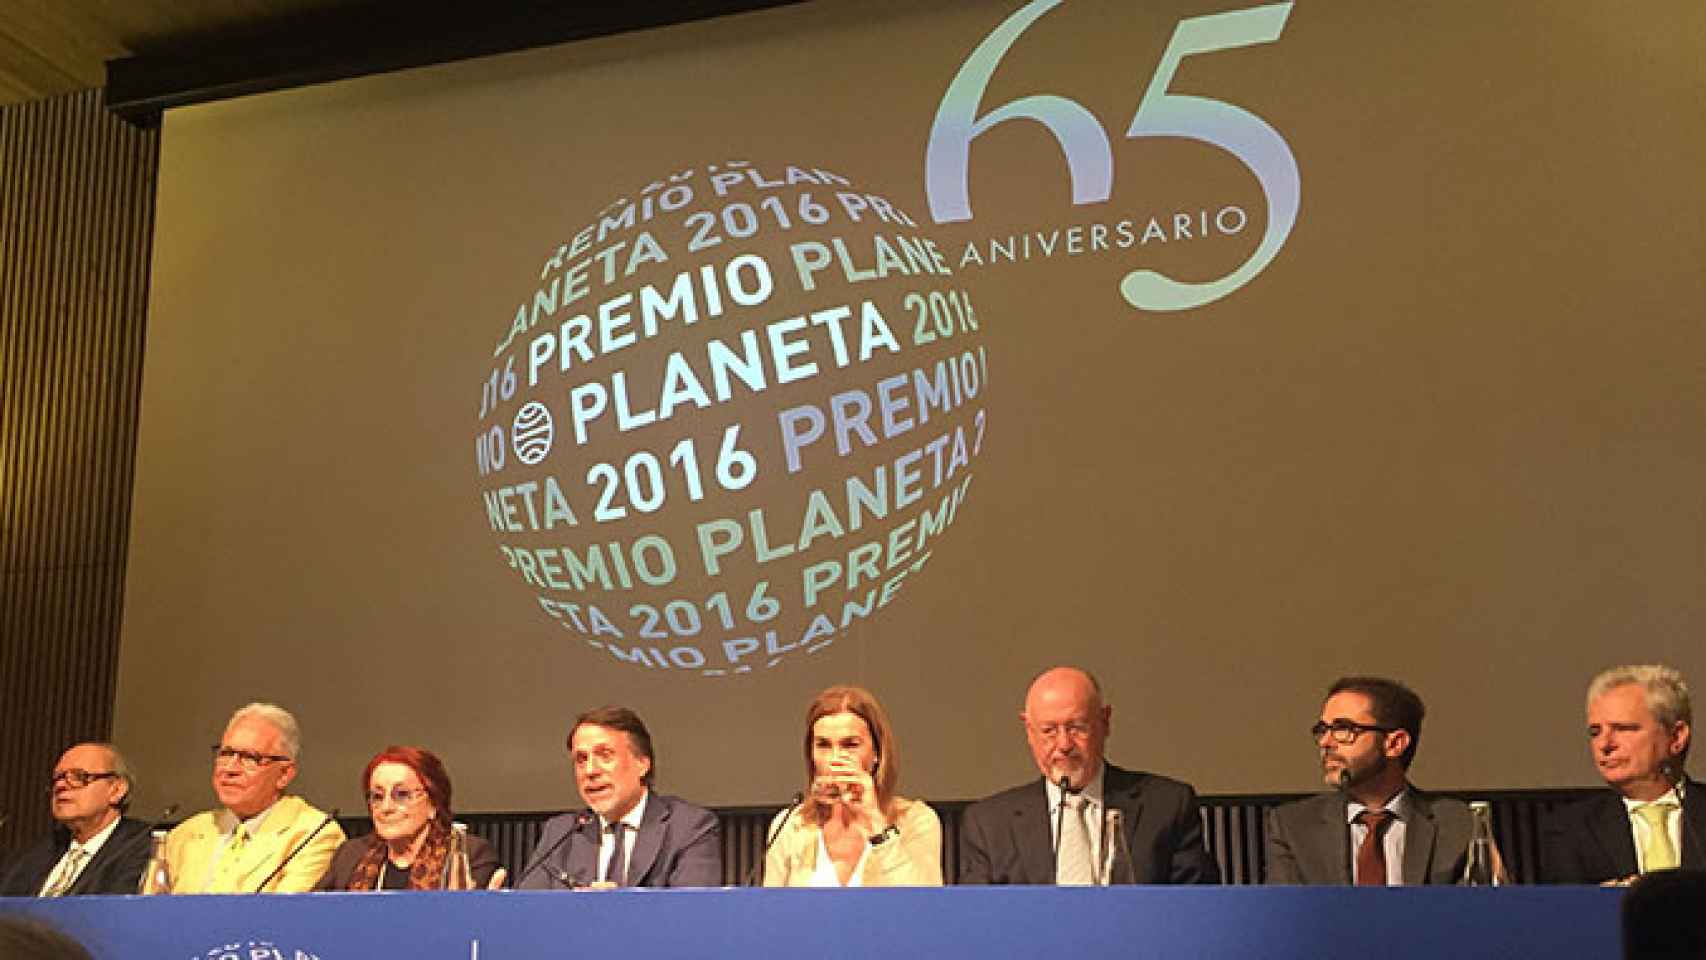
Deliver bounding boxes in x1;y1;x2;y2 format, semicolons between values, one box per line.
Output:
163;702;345;893
1541;664;1703;883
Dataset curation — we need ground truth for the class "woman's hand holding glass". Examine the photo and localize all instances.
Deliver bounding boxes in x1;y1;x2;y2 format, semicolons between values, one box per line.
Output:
812;756;887;835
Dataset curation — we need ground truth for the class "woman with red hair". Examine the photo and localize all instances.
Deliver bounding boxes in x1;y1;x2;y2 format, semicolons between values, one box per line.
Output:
315;746;504;890
762;685;942;886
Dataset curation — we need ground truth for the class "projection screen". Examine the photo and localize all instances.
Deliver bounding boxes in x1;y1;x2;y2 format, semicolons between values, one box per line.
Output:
115;0;1706;815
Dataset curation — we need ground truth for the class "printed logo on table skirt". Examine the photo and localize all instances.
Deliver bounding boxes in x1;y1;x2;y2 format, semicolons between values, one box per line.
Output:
193;941;320;960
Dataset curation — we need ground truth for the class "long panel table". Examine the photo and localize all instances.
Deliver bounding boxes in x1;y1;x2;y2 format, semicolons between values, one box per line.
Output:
2;887;1622;959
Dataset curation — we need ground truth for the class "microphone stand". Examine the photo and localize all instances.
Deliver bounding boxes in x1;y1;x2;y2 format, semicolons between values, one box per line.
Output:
743;793;805;886
1052;775;1074;876
515;812;593;889
255;808;339;892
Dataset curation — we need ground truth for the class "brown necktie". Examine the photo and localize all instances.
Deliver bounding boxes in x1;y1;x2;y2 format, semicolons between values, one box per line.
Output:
1355;810;1393;886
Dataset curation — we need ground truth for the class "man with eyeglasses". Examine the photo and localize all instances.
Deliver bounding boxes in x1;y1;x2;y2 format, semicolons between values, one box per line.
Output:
0;743;151;896
958;666;1218;884
1540;663;1702;884
1264;676;1471;885
162;702;345;893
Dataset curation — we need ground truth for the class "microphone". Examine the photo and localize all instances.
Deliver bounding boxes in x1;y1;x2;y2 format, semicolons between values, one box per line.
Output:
743;792;805;886
516;811;594;889
1336;768;1353;792
255;808;339;893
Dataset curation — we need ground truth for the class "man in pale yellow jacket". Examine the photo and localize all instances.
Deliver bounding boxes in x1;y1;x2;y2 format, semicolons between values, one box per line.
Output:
165;702;345;893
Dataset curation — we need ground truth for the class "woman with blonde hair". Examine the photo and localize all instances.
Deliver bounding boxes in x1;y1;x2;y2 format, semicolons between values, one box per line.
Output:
762;685;941;886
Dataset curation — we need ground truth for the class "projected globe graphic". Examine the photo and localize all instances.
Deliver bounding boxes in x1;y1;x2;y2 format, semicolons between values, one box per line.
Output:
473;161;990;676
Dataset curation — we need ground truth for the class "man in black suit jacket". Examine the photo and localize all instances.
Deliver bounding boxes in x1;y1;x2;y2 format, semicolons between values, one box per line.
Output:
1542;664;1702;883
517;706;720;889
958;667;1218;884
0;743;151;897
1265;676;1472;884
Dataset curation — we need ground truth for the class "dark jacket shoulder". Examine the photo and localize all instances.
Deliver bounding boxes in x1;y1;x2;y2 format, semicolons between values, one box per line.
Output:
0;817;152;897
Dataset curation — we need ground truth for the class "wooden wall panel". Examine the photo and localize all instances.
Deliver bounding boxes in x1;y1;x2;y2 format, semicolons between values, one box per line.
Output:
0;87;157;860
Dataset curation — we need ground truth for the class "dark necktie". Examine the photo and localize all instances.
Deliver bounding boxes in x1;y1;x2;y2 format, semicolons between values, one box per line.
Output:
1355;810;1394;886
604;823;628;886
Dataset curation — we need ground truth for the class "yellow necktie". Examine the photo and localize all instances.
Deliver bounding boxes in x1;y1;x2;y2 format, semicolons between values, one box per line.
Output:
1634;801;1679;873
211;829;251;891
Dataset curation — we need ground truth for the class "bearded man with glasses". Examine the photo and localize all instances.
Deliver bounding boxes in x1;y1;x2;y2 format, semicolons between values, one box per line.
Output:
0;743;151;896
1264;676;1472;885
162;702;345;893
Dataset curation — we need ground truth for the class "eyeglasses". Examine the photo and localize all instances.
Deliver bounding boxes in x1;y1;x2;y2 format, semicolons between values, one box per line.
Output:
1031;721;1095;741
49;769;117;789
366;787;429;808
1310;720;1395;744
211;746;292;770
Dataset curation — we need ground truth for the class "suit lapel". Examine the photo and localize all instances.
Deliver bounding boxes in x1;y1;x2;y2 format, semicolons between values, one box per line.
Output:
1401;793;1436;886
1013;780;1055;883
18;833;71;896
175;817;221;892
1104;767;1146;877
222;797;301;892
66;821;136;895
228;823;289;892
1309;796;1353;884
1679;779;1706;869
565;814;600;885
1589;793;1639;878
624;794;667;886
69;818;146;893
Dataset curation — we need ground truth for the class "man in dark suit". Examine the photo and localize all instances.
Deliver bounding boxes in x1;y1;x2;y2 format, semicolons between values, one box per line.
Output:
0;743;151;896
1542;664;1703;884
1264;676;1472;884
958;667;1218;884
517;706;720;888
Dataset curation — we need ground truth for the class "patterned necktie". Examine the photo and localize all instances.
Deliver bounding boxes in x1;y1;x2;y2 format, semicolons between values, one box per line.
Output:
1056;795;1095;886
43;847;87;897
1354;810;1394;886
604;823;628;886
1634;801;1680;873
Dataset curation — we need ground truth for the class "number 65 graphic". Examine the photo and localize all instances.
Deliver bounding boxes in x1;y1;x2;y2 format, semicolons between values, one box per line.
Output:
926;1;1299;313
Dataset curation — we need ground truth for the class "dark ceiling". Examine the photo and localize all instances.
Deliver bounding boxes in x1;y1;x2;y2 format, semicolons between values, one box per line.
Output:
1;1;802;124
0;0;359;105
